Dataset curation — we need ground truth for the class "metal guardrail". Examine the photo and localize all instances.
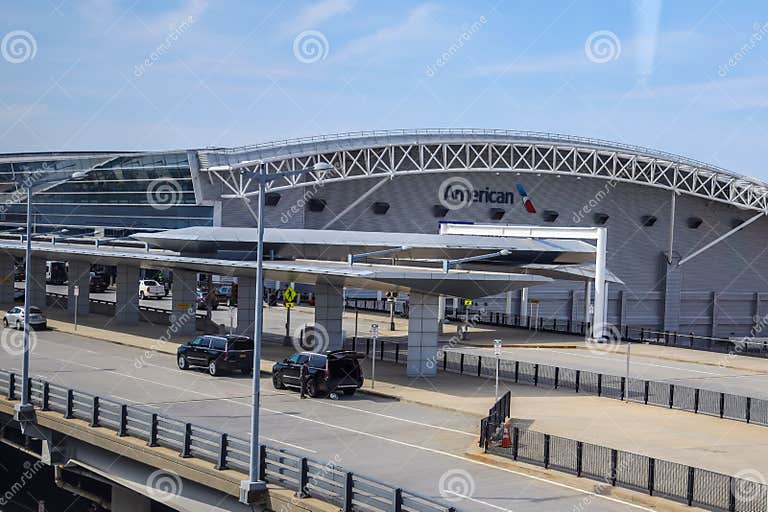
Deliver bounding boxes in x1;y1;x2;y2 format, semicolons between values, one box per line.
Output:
0;369;458;512
479;393;768;512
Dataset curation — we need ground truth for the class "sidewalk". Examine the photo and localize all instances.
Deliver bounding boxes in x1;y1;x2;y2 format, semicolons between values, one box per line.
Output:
38;312;768;479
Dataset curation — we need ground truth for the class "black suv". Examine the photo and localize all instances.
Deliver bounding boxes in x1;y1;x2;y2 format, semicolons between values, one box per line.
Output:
272;351;364;398
177;335;254;376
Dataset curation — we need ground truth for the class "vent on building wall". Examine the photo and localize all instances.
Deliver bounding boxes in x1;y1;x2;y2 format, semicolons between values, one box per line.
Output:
641;215;657;227
542;210;559;223
731;218;745;229
490;208;505;220
264;193;281;207
308;198;326;212
432;205;449;218
594;213;610;225
687;217;703;229
372;202;390;215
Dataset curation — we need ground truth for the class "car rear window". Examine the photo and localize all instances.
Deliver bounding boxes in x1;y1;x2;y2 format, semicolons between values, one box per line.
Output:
309;354;326;368
144;280;158;286
229;339;253;351
329;357;360;375
29;307;42;314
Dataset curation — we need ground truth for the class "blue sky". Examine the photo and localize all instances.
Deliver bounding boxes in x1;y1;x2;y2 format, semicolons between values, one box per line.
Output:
2;1;768;179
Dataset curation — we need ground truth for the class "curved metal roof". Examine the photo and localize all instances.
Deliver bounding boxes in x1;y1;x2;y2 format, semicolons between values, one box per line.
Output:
199;129;768;213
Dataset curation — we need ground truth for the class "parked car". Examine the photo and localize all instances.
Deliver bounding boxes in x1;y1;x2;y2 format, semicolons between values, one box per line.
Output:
215;284;232;302
177;335;254;376
89;272;108;293
196;290;219;310
3;306;47;330
272;351;364;398
139;279;165;300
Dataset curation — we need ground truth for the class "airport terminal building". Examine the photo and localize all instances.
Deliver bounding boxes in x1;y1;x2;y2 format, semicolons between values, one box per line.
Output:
2;129;767;338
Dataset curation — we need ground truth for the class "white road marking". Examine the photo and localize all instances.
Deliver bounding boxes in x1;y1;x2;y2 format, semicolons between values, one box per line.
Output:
260;407;655;511
443;490;513;512
261;436;317;453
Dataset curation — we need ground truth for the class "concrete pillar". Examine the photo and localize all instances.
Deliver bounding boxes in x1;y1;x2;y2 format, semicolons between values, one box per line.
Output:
28;257;46;307
619;290;627;328
112;485;150;512
663;253;682;332
67;260;90;317
591;227;607;341
407;292;439;377
711;291;719;337
519;287;528;324
236;276;256;336
452;297;458;316
170;269;197;336
314;280;344;350
115;265;140;324
438;295;446;322
583;280;592;339
569;289;577;326
0;254;15;304
504;291;513;318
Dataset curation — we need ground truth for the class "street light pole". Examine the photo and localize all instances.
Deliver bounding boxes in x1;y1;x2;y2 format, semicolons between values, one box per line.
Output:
235;160;334;503
15;171;87;422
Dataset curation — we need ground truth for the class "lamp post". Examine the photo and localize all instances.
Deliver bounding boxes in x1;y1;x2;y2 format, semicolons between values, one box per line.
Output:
14;171;87;422
208;160;334;503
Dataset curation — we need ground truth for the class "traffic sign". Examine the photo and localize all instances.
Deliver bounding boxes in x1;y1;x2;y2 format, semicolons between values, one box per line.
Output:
493;339;502;356
529;298;539;304
463;299;473;306
73;285;79;297
371;323;379;336
283;287;297;303
285;302;295;309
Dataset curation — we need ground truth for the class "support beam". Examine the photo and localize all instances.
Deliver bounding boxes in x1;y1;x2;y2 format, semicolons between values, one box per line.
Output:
112;485;151;512
0;254;15;304
67;260;90;317
407;292;439;377
583;280;592;340
115;265;140;324
314;280;344;350
679;211;764;266
663;254;682;332
170;269;197;337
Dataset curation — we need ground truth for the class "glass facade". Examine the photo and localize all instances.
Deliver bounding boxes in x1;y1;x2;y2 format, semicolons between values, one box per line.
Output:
0;151;213;235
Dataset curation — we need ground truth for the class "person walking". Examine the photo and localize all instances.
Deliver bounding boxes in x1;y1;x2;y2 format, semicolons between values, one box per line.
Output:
300;359;310;399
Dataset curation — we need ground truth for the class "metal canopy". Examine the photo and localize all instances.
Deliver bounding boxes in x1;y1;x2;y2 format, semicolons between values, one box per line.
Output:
0;241;550;298
132;227;597;265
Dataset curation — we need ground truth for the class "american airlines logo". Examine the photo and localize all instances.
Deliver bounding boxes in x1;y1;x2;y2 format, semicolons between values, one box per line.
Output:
438;177;536;212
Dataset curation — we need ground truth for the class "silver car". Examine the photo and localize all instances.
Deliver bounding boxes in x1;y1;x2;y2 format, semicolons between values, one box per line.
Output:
3;306;47;330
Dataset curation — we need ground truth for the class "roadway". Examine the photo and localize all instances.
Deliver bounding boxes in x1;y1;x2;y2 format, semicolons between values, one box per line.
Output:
0;329;657;512
30;284;768;400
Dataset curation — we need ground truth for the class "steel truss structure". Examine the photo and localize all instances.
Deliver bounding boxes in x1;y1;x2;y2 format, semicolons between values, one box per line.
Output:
198;130;768;213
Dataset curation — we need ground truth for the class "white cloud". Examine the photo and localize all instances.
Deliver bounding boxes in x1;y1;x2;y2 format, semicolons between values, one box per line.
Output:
282;0;355;34
334;3;441;61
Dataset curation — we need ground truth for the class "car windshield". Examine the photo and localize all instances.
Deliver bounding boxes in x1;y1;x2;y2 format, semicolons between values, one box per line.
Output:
144;280;158;286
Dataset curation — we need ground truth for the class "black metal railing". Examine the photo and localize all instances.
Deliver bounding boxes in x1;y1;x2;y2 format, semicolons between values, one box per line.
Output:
0;369;458;512
340;336;768;428
480;420;767;512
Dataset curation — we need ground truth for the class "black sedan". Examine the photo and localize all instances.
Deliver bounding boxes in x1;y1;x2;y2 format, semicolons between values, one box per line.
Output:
177;335;253;376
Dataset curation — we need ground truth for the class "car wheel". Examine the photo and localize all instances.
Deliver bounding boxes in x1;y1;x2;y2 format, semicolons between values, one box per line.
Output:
307;379;319;398
344;389;356;396
272;374;286;389
2;318;7;328
241;367;253;376
177;355;189;370
14;321;21;330
139;292;145;300
208;360;219;376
